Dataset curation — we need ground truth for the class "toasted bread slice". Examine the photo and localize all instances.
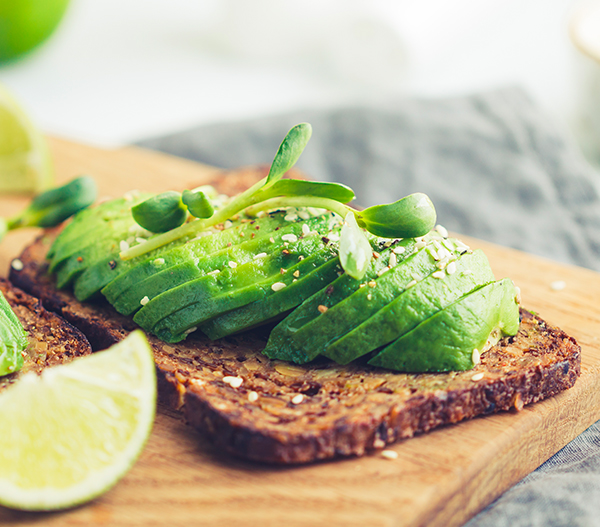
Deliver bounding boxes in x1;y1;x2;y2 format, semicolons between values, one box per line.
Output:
0;278;92;392
9;229;581;464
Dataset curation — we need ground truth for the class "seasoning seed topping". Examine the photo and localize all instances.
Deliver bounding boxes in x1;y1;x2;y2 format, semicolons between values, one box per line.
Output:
432;271;446;279
298;210;310;220
318;305;328;314
471;372;485;381
376;267;389;277
184;326;197;335
223;376;243;388
228;261;238;268
389;252;398;268
271;282;286;291
223;220;233;229
269;237;275;243
550;280;566;291
153;258;165;266
254;252;267;260
248;391;259;402
446;261;457;275
10;259;23;271
208;269;220;275
119;240;130;252
381;450;398;460
302;224;311;236
140;296;150;306
392;246;406;255
291;394;304;405
368;281;377;288
282;234;298;243
435;225;449;238
293;270;300;278
284;213;298;221
406;280;417;288
472;348;481;365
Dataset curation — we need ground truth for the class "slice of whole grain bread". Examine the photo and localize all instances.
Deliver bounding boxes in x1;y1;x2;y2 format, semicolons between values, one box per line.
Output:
0;278;92;392
9;227;581;464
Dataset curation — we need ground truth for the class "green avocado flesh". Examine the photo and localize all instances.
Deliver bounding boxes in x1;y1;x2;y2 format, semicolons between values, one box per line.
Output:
47;190;521;373
0;291;28;376
367;278;520;372
263;234;465;364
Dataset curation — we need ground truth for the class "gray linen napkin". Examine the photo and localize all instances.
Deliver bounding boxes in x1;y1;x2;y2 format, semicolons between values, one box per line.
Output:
138;87;600;526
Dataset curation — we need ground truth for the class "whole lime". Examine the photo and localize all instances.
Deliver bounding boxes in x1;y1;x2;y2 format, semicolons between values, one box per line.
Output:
0;0;70;63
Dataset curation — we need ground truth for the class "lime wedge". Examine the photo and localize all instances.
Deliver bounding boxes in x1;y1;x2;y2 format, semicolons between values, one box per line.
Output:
0;330;156;511
0;83;53;193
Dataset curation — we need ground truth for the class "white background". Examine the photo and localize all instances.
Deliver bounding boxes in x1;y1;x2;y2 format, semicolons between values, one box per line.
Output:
0;0;596;152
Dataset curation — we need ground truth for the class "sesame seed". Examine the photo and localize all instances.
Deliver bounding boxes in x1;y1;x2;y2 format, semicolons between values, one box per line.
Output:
373;438;385;449
208;269;220;275
376;267;389;277
293;270;300;277
359;283;366;288
272;282;286;291
472;348;481;365
392;246;406;255
368;281;377;288
415;240;427;250
381;450;398;460
119;240;130;252
153;258;165;266
284;213;298;221
372;252;380;259
471;372;485;381
435;225;449;238
228;261;238;268
389;253;397;267
291;394;304;404
298;210;310;220
184;326;197;335
10;259;23;271
406;280;417;288
140;296;150;306
280;268;286;274
223;376;243;388
432;270;446;279
269;237;275;243
239;232;245;237
302;224;311;236
254;252;267;259
298;255;304;260
318;305;328;313
514;285;522;304
223;220;233;229
462;269;474;276
282;234;298;243
248;391;259;402
367;293;372;300
550;280;566;291
446;261;457;275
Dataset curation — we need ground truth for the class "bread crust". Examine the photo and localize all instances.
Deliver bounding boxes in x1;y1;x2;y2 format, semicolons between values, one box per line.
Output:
9;227;581;464
0;277;92;391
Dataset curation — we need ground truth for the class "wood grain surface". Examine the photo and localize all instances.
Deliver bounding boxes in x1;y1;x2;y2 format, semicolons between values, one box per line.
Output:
1;137;600;527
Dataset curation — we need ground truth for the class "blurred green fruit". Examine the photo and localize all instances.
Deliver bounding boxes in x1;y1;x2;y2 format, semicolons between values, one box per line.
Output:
0;0;70;63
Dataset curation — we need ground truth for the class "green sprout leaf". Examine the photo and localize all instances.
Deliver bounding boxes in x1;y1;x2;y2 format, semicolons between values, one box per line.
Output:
132;191;187;233
266;123;312;185
182;189;214;219
339;212;373;280
258;179;355;203
356;193;436;238
5;175;97;231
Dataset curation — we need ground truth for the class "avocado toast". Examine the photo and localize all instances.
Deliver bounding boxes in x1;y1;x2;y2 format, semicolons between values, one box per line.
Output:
8;164;581;464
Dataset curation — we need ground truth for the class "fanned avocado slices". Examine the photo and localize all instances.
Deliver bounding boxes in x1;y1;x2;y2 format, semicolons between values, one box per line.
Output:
264;235;465;364
137;231;341;342
322;249;495;364
104;212;338;316
368;278;520;372
0;291;28;376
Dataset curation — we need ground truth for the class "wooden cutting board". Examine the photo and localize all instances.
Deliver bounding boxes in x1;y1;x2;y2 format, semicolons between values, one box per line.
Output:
1;137;600;527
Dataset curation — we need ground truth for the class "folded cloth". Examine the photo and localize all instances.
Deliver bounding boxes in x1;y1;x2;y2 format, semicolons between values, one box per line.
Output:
138;87;600;526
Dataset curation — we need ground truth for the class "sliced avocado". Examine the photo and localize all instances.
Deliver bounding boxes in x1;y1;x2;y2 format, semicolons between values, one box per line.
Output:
367;278;520;372
264;236;464;364
104;213;338;316
138;236;339;342
48;193;150;272
323;249;494;364
264;236;424;357
199;256;342;340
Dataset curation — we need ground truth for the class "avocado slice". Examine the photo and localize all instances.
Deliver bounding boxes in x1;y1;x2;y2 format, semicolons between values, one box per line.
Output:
199;256;342;340
264;236;424;355
138;236;340;342
103;213;338;316
263;236;465;364
323;249;495;364
367;278;520;372
48;193;151;272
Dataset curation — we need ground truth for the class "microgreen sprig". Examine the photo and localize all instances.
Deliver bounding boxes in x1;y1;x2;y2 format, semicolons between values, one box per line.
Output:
121;123;436;280
0;176;97;242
